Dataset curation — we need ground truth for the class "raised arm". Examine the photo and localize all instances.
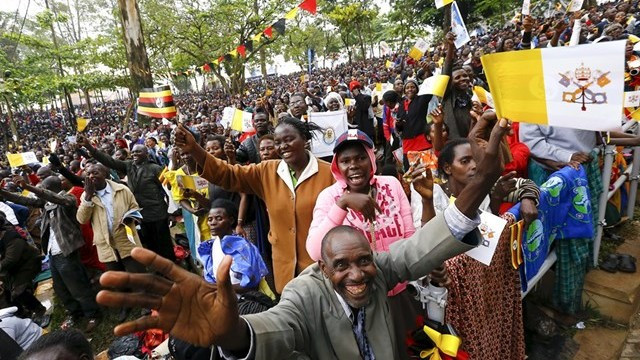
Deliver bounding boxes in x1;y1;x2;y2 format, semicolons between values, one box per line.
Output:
0;189;45;208
78;135;129;172
174;124;266;197
11;176;76;207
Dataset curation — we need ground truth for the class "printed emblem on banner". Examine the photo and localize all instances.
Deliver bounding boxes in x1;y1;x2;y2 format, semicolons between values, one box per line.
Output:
155;97;164;108
323;127;336;145
525;219;544;262
558;63;610;111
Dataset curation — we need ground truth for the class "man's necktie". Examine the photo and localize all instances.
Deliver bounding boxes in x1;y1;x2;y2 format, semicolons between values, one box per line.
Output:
352;308;376;360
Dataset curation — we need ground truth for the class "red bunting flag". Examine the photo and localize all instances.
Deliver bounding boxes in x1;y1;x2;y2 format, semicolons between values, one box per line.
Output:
298;0;317;15
263;26;273;38
237;44;246;57
218;56;224;64
203;63;211;72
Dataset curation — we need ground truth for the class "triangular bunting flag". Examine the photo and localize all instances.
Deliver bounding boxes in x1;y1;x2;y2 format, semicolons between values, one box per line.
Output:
285;7;299;20
252;33;263;42
244;40;254;52
298;0;317;14
273;18;286;35
218;56;225;64
230;49;238;57
237;44;246;57
213;59;220;66
263;27;273;38
203;63;212;72
77;117;91;132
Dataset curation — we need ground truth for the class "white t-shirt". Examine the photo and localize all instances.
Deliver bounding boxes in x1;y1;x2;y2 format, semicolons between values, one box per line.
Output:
210;238;242;286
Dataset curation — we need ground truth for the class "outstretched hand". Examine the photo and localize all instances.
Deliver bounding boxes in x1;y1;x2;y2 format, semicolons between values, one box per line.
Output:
96;248;248;350
174;124;198;153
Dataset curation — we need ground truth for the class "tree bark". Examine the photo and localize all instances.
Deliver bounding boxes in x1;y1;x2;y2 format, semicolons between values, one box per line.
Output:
116;0;153;95
44;0;76;129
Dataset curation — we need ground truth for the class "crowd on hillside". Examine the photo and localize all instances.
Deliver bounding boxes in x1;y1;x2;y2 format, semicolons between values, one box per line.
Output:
2;1;640;359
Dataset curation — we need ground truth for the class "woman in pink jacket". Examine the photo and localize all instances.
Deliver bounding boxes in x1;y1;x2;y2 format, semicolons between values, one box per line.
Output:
306;129;433;360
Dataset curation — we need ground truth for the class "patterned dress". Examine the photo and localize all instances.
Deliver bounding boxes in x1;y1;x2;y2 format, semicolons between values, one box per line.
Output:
433;185;525;359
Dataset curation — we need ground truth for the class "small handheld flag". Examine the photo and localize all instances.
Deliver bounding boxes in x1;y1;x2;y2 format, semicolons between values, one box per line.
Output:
137;85;177;119
77;117;91;132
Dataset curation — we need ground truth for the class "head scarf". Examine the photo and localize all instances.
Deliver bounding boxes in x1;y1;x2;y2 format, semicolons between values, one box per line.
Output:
323;92;344;110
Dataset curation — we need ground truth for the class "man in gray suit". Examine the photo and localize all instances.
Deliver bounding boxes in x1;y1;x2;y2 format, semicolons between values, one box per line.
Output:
96;119;512;359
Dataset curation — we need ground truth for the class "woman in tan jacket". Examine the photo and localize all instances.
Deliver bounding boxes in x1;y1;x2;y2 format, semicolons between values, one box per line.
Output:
175;117;335;293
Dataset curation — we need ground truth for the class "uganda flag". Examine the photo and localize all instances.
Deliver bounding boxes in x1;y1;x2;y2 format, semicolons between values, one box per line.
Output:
137;85;177;119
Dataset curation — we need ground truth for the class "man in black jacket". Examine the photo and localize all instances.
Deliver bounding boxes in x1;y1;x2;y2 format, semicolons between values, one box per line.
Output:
77;135;176;262
1;176;100;332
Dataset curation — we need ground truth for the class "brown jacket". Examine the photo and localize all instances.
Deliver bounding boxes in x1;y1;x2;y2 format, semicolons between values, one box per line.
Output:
76;180;142;263
201;151;335;292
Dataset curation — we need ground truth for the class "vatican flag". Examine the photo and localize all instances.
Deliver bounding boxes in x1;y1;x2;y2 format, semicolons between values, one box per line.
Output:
481;40;625;132
408;38;429;61
418;75;450;97
435;0;453;9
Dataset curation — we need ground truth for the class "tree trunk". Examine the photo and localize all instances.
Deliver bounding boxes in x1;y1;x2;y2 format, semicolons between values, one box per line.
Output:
83;89;93;117
44;0;76;129
443;4;451;31
3;96;19;148
116;0;153;95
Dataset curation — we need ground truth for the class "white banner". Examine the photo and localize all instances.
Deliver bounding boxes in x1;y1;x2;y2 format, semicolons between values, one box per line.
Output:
309;109;348;158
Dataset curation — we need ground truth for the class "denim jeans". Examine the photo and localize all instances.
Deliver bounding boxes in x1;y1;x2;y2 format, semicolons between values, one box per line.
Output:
50;251;99;318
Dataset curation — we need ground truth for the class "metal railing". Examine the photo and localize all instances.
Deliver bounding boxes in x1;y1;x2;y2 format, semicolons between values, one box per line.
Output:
593;121;640;266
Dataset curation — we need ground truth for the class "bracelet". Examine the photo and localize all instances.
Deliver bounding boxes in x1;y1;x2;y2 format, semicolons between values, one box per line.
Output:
237;219;244;225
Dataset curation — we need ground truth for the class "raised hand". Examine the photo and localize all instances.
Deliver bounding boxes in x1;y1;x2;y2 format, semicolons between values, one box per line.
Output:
491;171;518;201
224;137;237;164
429;105;444;126
407;163;434;200
174;124;198;154
96;248;248;350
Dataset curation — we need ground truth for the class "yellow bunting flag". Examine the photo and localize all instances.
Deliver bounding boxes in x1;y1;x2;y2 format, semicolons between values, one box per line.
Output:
230;49;238;57
408;38;429;61
435;0;454;9
481;40;625;132
77;117;91;132
285;7;299;20
6;152;38;167
418;75;450;97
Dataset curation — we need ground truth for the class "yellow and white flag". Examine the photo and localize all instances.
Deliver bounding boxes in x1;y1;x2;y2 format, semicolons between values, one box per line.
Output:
344;98;357;106
418;75;450;97
408;38;429;61
472;86;495;108
6;152;38;167
220;107;254;132
567;0;584;12
385;60;394;69
481;40;625;132
77;117;91;132
435;0;453;9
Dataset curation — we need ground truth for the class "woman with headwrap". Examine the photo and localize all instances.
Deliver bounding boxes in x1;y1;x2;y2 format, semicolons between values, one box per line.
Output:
395;78;433;170
323;92;344;112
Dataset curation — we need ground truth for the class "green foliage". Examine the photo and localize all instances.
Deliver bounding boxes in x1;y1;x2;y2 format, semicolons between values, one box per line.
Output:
415;0;521;29
326;1;378;61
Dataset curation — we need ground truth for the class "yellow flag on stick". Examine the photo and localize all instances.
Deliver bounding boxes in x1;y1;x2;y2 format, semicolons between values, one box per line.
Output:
408;39;429;61
231;108;254;132
285;7;299;20
385;60;393;69
6;152;38;167
77;117;91;132
435;0;454;9
418;75;450;97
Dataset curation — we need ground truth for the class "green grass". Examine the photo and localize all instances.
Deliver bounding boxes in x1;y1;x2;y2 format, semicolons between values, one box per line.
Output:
48;295;140;355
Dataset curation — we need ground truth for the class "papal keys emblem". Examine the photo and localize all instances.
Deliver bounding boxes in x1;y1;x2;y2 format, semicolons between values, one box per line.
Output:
559;63;611;111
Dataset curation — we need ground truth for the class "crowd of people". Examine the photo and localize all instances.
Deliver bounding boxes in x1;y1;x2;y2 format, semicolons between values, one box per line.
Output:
2;0;640;359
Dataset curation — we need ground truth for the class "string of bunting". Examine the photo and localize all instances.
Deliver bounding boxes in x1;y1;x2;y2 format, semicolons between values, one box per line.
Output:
170;0;317;78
